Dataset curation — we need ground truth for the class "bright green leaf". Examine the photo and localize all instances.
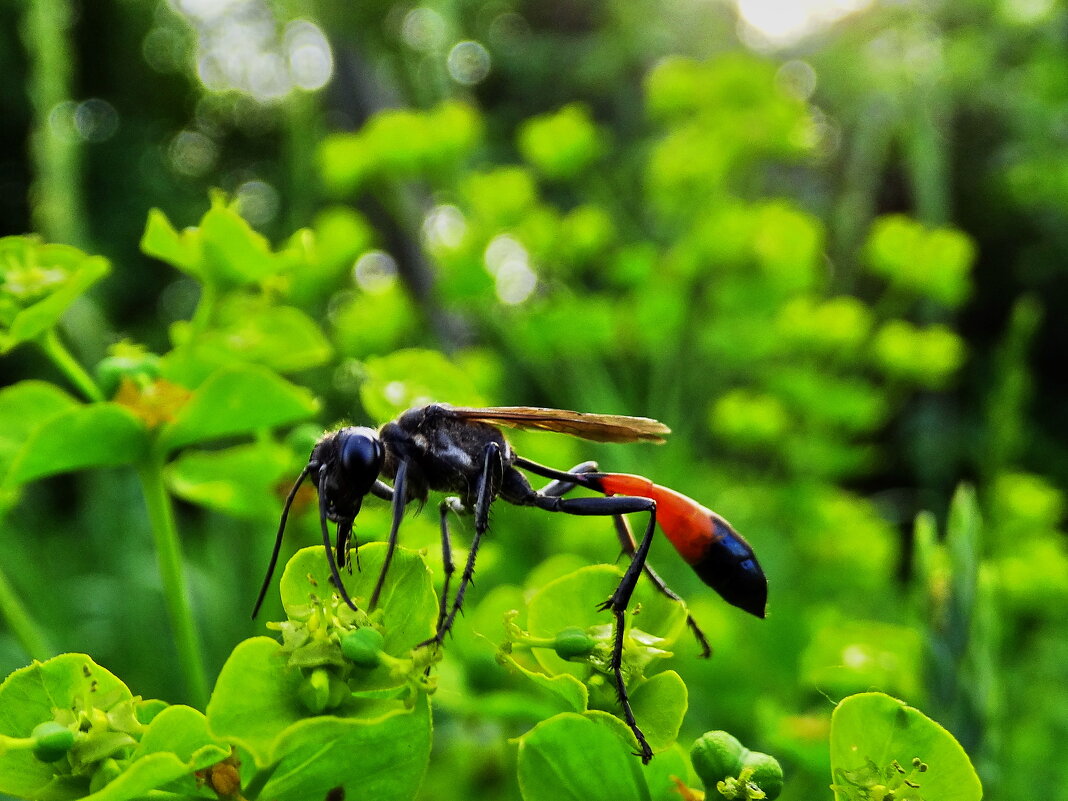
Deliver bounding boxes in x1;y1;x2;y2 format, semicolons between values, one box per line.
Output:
157;364;319;452
164;441;297;519
3;403;148;487
279;545;437;659
498;652;589;714
642;744;694;801
0;654;133;800
829;693;982;801
170;299;333;375
629;671;687;752
0;381;78;477
517;711;651;801
0;236;110;353
205;637;304;768
139;209;202;278
527;565;687;679
260;693;432;801
199;203;285;285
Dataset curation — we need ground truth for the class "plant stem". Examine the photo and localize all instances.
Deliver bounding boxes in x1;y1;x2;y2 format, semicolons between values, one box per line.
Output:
38;329;104;402
0;563;55;661
20;0;87;246
187;280;218;339
137;457;209;707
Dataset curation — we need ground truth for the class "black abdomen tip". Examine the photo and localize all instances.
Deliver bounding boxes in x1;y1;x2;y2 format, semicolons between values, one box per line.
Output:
691;517;768;618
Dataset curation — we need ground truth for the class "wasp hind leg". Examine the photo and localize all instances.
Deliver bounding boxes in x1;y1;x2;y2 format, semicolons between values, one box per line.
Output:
529;458;712;658
505;466;658;763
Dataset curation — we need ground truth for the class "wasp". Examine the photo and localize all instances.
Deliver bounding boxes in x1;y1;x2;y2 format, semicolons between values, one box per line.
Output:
254;404;766;761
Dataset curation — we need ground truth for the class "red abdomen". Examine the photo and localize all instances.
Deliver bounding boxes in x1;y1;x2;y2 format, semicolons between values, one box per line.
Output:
590;473;767;618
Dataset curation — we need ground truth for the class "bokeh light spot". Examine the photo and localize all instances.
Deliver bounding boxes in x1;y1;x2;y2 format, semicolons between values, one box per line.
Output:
402;7;448;52
169;130;218;176
736;0;872;49
423;205;467;250
285;20;333;90
447;40;491;85
235;180;279;225
354;250;399;294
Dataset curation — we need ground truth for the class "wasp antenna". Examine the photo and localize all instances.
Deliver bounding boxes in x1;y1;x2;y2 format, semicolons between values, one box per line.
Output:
252;465;312;619
318;468;360;613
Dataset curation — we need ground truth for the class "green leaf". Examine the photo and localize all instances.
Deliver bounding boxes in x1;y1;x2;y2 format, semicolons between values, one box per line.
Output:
207;635;433;799
516;711;651;801
829;693;982;801
171;299;333;374
131;704;227;765
358;349;486;423
0;654;132;800
209;546;437;764
279;545;437;658
141;200;289;287
642;744;694;801
3;403;148;487
164;441;298;519
498;652;589;714
78;706;229;801
157;364;319;452
0;381;78;478
205;637;305;768
629;671;687;752
259;693;432;801
0;236;110;352
139;209;203;278
517;104;604;180
200;202;285;286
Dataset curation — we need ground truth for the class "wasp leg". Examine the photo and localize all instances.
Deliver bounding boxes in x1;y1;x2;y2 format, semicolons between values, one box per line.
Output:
435;496;464;633
506;469;657;763
319;466;360;612
418;442;503;648
538;460;599;497
369;459;410;610
523;458;712;658
611;515;712;658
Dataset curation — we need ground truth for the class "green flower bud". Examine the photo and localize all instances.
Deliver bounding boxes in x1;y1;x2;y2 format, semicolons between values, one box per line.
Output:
298;668;333;714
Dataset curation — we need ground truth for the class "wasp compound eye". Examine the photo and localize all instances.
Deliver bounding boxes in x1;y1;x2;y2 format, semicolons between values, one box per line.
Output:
338;427;384;487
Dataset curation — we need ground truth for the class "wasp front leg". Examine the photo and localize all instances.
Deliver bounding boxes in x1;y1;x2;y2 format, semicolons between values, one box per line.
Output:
419;441;504;648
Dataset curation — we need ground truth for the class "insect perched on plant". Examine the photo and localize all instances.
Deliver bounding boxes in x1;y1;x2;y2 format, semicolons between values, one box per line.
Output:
253;404;767;762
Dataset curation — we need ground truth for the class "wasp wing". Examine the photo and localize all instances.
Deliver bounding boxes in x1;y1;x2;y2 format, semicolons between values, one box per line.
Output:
444;406;670;444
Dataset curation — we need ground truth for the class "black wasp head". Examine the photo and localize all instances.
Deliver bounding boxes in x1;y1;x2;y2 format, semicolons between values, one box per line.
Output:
326;426;385;499
252;425;385;619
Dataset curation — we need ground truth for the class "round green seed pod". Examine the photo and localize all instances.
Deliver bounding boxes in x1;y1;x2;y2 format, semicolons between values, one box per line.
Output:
31;721;75;763
341;627;385;669
743;751;784;800
690;730;746;787
553;627;596;660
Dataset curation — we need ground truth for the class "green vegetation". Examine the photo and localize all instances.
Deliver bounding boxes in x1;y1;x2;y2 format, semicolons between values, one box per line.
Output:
2;1;1066;798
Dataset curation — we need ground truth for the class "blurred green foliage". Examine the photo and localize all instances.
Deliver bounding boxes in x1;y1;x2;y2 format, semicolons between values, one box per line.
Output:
1;0;1066;799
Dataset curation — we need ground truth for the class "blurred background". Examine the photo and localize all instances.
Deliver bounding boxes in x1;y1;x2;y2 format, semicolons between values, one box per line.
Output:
1;0;1067;799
